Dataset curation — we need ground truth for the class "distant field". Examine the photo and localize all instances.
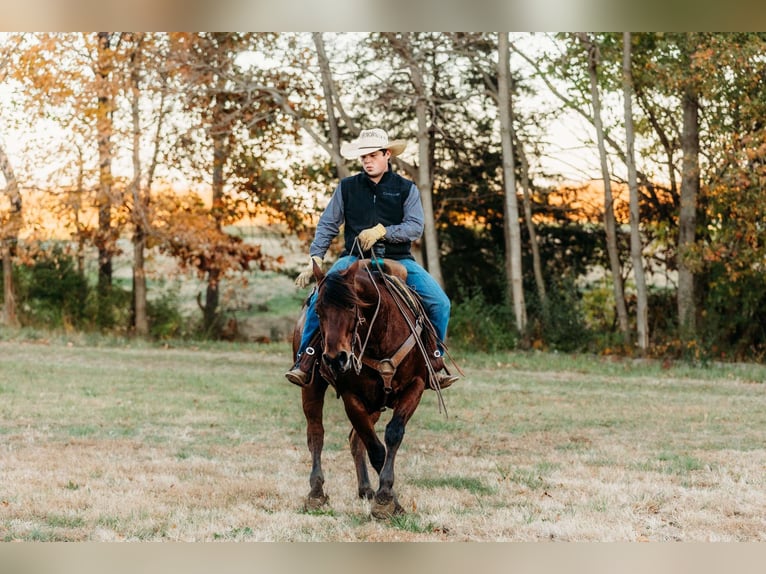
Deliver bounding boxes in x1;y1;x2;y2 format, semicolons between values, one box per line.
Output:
107;225;309;341
1;336;765;541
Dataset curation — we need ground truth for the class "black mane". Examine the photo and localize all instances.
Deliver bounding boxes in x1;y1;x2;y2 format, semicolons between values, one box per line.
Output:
319;269;360;310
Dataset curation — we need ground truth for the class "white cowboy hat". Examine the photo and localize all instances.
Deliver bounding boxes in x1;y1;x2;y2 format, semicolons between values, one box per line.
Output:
340;128;407;160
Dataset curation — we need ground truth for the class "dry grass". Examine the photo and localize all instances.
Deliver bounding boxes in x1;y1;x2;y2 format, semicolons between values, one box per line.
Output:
1;337;766;541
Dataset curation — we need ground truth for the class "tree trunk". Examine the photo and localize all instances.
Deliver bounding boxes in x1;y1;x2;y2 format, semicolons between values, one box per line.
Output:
498;32;527;334
408;38;443;286
96;31;115;329
678;87;700;337
581;33;630;342
386;33;444;287
133;229;148;335
72;147;87;277
204;103;227;337
312;33;350;179
204;268;221;336
518;141;546;306
129;35;149;336
1;244;15;326
414;92;443;285
0;141;21;328
623;32;649;353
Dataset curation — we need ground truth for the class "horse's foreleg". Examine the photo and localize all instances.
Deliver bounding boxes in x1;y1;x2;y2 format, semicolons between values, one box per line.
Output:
342;394;385;475
371;378;425;519
302;380;329;510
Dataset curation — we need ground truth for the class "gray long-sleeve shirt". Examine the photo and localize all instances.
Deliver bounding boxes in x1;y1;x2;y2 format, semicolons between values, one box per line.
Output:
309;179;424;259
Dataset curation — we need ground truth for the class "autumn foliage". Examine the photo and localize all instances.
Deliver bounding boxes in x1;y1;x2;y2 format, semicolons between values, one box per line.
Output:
2;32;766;361
150;192;267;281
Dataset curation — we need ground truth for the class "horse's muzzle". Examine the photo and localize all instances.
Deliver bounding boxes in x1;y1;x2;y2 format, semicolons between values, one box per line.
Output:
323;350;352;374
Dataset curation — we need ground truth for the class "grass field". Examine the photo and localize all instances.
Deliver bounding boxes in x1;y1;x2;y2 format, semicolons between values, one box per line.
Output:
1;334;765;541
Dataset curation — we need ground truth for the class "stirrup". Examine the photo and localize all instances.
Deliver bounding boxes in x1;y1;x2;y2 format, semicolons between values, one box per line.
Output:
436;372;459;389
285;367;309;387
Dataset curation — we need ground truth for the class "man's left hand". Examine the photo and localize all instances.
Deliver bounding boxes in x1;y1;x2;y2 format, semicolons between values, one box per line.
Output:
358;224;386;251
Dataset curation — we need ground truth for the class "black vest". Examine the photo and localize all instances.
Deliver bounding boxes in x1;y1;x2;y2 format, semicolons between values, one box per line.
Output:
340;169;414;260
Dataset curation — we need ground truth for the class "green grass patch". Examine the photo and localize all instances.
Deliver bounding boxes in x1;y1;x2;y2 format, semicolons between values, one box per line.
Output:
301;507;337;518
656;452;707;475
412;476;494;496
213;526;254;540
45;513;86;529
496;465;549;491
66;425;100;438
634;452;708;475
389;514;439;534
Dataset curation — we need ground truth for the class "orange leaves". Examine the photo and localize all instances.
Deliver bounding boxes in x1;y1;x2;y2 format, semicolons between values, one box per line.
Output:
744;141;766;163
690;47;715;69
150;191;267;280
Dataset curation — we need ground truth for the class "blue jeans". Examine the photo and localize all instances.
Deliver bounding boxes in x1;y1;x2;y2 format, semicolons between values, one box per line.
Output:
297;255;451;357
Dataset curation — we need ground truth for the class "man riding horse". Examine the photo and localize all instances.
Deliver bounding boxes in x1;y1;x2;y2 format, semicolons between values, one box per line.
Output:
286;128;458;389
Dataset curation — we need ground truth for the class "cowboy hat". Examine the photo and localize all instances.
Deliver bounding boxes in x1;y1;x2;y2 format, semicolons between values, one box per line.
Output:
340;128;407;160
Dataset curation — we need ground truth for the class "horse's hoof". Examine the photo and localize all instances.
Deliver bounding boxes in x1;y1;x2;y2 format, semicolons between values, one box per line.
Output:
371;494;404;519
358;487;374;500
303;493;329;511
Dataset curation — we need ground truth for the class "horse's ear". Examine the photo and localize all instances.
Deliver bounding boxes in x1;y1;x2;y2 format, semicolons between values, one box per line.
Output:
348;259;365;292
347;259;361;275
312;258;324;282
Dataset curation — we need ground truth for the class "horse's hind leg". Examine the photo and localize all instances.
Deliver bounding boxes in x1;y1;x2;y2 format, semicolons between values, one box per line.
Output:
302;379;329;510
349;410;381;500
342;395;386;498
371;379;425;519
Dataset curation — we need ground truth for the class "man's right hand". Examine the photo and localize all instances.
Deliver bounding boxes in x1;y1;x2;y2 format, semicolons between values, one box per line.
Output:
295;256;324;288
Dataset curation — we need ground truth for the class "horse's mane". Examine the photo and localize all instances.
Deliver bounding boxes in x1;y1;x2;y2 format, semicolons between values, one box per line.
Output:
319;268;361;310
320;265;387;311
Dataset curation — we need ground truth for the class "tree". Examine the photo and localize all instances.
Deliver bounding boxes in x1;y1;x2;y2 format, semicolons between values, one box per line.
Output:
451;33;548;311
166;32;298;335
677;86;700;339
578;33;630;344
511;34;648;344
0;40;22;327
380;33;445;286
168;33;242;334
94;32;120;328
122;33;172;336
238;33;356;188
12;32;129;329
622;32;649;352
630;33;705;341
681;33;766;357
0;141;22;327
312;33;352;180
497;32;527;334
517;141;547;308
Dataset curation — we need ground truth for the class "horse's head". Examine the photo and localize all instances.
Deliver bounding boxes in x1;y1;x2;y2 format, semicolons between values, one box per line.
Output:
315;260;363;376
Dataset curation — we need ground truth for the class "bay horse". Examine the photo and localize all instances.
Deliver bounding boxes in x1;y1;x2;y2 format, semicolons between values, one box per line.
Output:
292;257;445;519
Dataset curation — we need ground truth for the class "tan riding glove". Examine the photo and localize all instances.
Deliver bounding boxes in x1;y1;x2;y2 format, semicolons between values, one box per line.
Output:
295;256;324;288
357;224;386;251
